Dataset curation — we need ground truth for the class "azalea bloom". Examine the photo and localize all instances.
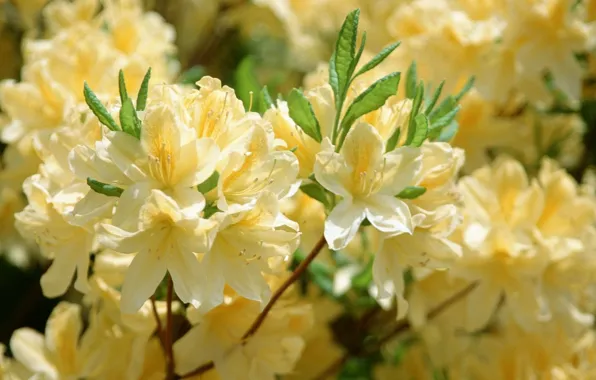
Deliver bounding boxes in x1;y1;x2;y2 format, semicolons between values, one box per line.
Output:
174;285;312;380
314;122;422;250
197;192;300;311
100;188;217;313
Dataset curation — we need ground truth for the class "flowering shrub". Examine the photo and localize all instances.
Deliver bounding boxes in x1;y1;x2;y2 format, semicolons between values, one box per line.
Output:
1;1;596;379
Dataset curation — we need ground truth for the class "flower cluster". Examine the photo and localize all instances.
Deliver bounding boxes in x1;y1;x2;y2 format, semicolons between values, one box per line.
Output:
1;1;596;380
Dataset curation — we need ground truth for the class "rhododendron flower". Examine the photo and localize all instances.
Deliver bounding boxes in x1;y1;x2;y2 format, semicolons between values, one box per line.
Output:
100;188;217;313
315;122;422;250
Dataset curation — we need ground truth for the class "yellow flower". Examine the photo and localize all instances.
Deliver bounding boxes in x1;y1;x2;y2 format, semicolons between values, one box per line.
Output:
502;0;592;102
214;122;299;213
10;302;85;379
14;174;96;297
174;284;312;380
315;122;422;250
100;189;217;313
196;191;300;311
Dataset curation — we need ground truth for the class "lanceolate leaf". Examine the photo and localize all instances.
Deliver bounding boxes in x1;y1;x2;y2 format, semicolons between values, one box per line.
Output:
136;68;152;111
425;80;445;114
83;82;120;132
405;82;425;145
386;126;401;152
406;113;429;147
437;120;459;142
118;69;128;103
288;88;322;143
258;85;274;114
87;178;124;197
397;185;426;199
339;72;401;147
349;31;367;79
119;97;141;138
333;9;360;105
405;61;418;99
354;41;401;78
300;182;331;209
455;76;475;102
197;171;219;194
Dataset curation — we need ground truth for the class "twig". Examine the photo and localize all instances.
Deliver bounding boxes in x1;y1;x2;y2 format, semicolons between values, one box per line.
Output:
242;235;328;340
312;282;479;380
150;295;166;351
180;235;328;378
165;275;175;380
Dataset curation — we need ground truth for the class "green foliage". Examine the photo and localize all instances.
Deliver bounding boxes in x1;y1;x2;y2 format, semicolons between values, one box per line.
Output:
354;41;401;79
203;202;220;219
234;56;261;111
425;80;445;114
83;82;120;132
331;9;360;109
119;97;142;139
397;186;427;199
258;85;274;113
287;88;322;142
407;113;429;147
405;61;418;99
351;258;373;290
338;73;401;149
136;68;152;112
405;82;425;146
300;181;331;210
197;171;220;194
177;65;205;85
86;177;124;197
118;70;128;103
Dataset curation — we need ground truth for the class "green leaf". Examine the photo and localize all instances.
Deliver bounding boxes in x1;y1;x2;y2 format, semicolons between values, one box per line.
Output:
118;69;128;104
177;65;205;85
87;177;123;197
428;95;460;140
287;88;322;142
234;56;261;111
136;68;152;111
258;85;274;114
425;80;445;114
300;182;330;209
351;258;373;290
405;61;418;99
405;82;425;145
385;126;401;152
197;171;219;194
328;50;339;103
397;186;426;199
83;82;120;131
338;72;401;147
119;97;141;138
349;31;367;79
437;120;459;142
455;76;475;102
406;113;429;147
333;9;360;104
354;41;401;78
203;202;220;219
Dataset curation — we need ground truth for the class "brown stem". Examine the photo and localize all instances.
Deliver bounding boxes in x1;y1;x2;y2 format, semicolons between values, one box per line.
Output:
180;235;328;378
165;275;175;380
313;282;479;380
150;295;166;351
242;235;328;340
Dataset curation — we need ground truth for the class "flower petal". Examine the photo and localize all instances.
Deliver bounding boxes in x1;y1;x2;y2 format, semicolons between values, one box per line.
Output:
365;195;413;235
120;249;168;314
324;199;365;250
